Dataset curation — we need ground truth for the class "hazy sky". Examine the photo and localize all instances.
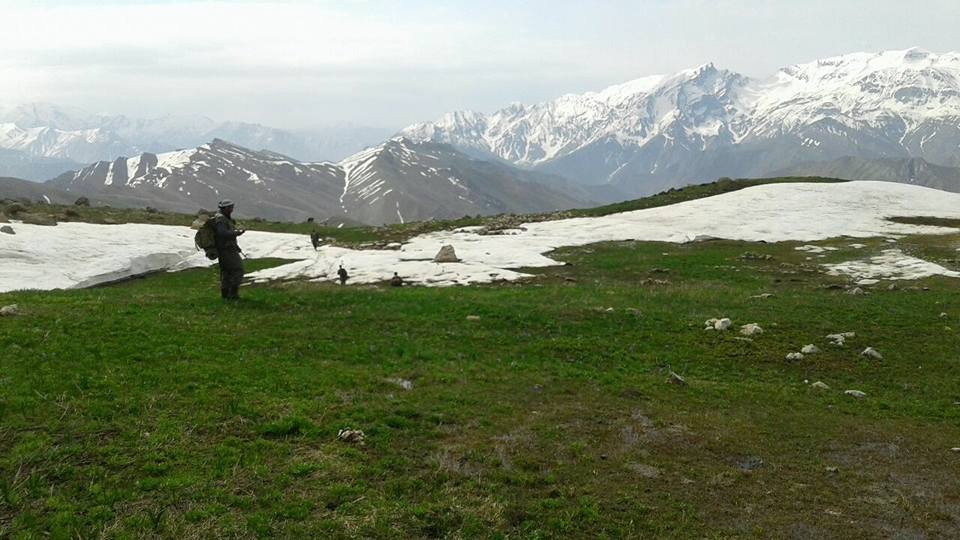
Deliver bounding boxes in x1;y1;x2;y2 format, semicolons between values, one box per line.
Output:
1;0;958;130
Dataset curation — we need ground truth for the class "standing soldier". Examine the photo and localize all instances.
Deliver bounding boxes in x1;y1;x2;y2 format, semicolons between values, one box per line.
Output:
337;265;349;285
214;200;246;300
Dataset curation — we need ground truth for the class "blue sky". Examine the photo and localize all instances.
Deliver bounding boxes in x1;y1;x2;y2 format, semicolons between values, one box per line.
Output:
1;0;958;129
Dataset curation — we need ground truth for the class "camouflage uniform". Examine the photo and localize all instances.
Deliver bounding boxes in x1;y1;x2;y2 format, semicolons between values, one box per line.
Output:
213;213;244;299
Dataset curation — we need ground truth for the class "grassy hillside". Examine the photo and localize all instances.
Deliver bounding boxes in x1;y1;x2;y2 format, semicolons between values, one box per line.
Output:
1;220;958;537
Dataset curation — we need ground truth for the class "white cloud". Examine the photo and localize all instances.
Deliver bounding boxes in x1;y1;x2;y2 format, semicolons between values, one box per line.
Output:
0;0;958;129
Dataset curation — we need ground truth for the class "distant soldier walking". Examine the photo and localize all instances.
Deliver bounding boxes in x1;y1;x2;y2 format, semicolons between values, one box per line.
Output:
337;265;349;285
213;200;246;300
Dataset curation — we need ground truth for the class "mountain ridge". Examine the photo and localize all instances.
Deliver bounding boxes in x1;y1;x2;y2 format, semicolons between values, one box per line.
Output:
401;48;960;196
46;138;592;224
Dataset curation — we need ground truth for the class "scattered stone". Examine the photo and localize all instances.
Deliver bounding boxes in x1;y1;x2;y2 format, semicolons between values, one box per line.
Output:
605;307;615;312
0;304;19;316
74;196;90;206
825;466;839;474
740;323;763;336
951;448;960;453
714;318;733;331
801;344;821;355
940;312;949;319
845;287;865;296
737;456;764;472
466;315;481;321
738;252;774;261
887;284;898;291
826;332;855;347
750;293;775;299
666;371;687;386
844;390;867;399
785;352;805;362
433;244;460;263
811;381;831;390
385;377;413;391
337;428;366;445
861;347;883;360
385;242;402;250
0;225;14;235
733;337;754;343
650;267;670;274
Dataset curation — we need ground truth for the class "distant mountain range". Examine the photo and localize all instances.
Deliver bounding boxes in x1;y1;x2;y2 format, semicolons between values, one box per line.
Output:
43;138;590;224
772;156;960;192
5;48;960;223
0;103;392;180
402;48;960;197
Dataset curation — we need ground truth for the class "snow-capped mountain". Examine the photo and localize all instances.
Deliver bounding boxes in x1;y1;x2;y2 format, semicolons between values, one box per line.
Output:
0;103;392;180
402;48;960;196
47;138;589;224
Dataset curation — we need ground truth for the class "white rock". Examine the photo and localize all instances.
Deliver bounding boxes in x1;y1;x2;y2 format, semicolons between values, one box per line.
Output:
811;381;831;390
740;323;763;336
386;378;413;391
801;344;821;355
0;304;18;316
337;428;366;444
750;293;775;299
666;371;687;386
785;352;805;361
466;315;481;321
844;390;867;399
940;312;949;318
845;287;865;295
952;447;960;453
861;347;883;360
714;318;733;331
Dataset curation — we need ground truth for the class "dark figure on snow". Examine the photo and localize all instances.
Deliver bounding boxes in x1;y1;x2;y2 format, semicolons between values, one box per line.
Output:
337;265;349;285
390;272;403;287
310;231;321;250
214;200;246;300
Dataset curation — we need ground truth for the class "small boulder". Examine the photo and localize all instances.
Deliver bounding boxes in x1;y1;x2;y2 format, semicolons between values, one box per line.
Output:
740;323;763;336
0;225;14;235
861;347;883;360
0;304;19;317
714;318;733;331
466;315;481;321
434;244;460;263
844;390;867;399
385;378;413;391
74;196;90;207
801;344;821;355
846;287;865;296
811;381;831;390
337;428;366;445
785;352;805;362
750;293;775;299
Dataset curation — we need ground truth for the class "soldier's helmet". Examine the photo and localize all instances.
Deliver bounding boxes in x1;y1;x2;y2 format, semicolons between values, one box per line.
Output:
218;199;235;209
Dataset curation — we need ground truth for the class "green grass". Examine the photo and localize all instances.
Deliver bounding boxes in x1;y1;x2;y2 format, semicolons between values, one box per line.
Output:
2;228;959;537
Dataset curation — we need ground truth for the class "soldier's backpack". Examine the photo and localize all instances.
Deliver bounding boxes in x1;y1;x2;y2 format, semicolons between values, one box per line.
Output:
194;217;219;260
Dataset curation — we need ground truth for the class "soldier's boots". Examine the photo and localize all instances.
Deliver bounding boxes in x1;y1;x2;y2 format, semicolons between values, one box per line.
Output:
221;286;240;300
